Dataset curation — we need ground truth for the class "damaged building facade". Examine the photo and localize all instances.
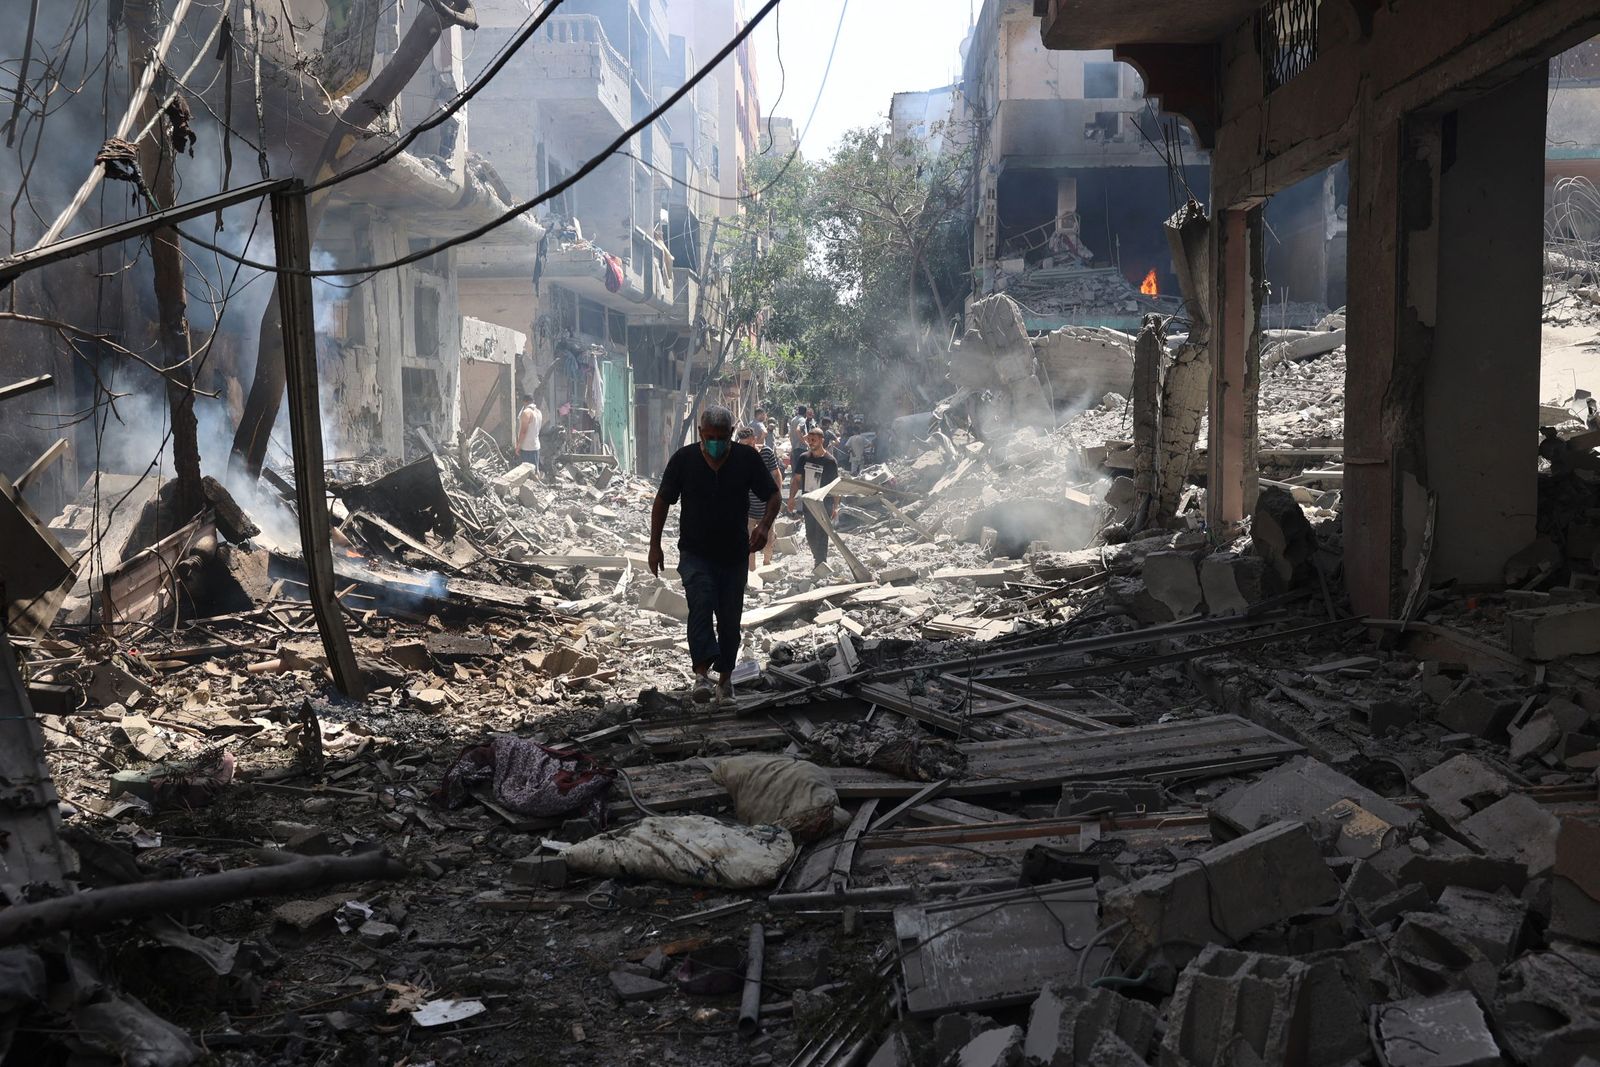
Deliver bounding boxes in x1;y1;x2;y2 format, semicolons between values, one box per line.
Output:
936;0;1348;337
462;0;764;475
1032;0;1600;608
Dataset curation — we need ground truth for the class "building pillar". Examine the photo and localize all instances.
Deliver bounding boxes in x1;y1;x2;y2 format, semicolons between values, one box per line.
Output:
1206;205;1263;532
1345;67;1544;615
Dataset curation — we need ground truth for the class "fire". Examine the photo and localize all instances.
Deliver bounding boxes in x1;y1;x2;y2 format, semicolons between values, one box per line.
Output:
1140;269;1159;297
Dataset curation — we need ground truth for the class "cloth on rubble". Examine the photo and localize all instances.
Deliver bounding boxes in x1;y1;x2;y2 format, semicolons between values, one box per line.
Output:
562;815;795;889
603;253;624;293
436;735;615;822
804;720;969;782
711;755;850;841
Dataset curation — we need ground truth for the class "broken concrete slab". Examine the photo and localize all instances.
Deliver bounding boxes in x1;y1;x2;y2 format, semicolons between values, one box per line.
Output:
1436;690;1515;739
954;1026;1022;1067
1373;991;1501;1067
1435;886;1529;965
1250;486;1313;587
1208;756;1415;842
1461;794;1560;876
1554;815;1600;903
1199;550;1268;616
610;970;670;1002
1141;551;1204;618
1508;708;1564;762
1022;984;1156;1067
1412;754;1511;823
1495;951;1600;1065
638;582;690;623
1101;821;1339;965
1505;602;1600;660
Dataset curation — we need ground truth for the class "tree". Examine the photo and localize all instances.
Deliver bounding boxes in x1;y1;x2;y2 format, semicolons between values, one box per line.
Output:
716;119;975;418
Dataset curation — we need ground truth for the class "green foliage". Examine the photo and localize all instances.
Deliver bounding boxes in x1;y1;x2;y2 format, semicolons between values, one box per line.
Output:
715;120;974;416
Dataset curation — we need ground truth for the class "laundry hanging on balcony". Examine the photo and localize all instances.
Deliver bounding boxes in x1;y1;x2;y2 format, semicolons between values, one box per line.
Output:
603;253;624;294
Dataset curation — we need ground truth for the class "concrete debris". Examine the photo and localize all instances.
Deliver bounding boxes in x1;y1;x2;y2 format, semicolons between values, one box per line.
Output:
5;286;1599;1067
1373;991;1502;1067
1101;820;1340;966
1022;984;1156;1067
1160;945;1366;1067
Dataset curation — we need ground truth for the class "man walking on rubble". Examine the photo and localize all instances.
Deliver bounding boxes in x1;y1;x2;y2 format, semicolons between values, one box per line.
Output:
516;393;544;475
789;426;840;572
649;405;781;704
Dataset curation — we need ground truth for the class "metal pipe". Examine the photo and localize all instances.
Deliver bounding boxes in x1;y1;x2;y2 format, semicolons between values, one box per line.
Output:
737;922;765;1038
768;877;1016;909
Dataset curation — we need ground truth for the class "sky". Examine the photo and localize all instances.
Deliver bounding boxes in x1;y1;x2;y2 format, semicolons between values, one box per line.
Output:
747;0;975;160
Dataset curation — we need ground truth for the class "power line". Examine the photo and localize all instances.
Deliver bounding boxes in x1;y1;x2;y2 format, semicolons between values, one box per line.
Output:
305;0;566;195
618;0;848;205
174;0;785;278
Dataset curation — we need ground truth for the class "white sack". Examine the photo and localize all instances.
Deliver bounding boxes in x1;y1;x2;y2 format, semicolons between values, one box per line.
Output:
562;815;794;889
711;755;850;841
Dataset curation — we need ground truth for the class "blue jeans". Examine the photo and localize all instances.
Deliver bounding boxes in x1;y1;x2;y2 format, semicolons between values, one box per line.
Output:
677;553;746;674
520;448;540;467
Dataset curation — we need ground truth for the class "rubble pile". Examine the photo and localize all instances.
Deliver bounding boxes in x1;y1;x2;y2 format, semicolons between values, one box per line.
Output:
4;387;1600;1067
1543;255;1600;326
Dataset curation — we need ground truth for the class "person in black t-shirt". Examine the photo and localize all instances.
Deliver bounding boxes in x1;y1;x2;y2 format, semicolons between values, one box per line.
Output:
650;405;781;704
788;427;840;568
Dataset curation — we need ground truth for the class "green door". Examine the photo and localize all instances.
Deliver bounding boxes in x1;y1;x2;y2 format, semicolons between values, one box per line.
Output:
600;359;636;473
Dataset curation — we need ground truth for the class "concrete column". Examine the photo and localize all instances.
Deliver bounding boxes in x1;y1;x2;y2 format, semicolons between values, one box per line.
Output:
1206;206;1263;532
1345;68;1544;614
1423;68;1544;584
1055;176;1078;237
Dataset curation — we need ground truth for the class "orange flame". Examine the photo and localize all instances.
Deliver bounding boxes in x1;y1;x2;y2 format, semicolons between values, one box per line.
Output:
1140;269;1159;297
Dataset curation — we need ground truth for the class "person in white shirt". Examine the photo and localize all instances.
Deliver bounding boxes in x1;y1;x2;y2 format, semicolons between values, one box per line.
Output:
516;394;544;473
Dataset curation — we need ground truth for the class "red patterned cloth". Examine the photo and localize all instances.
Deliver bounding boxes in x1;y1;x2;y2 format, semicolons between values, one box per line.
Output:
437;735;615;823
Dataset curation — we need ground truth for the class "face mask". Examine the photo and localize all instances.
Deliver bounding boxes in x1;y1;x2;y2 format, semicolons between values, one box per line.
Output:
703;438;730;459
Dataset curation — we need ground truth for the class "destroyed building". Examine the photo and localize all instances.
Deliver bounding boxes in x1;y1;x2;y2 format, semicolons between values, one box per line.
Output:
3;1;1600;1066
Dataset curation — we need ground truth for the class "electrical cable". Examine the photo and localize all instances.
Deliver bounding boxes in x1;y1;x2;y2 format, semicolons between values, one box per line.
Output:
305;0;566;194
174;0;785;277
612;0;847;211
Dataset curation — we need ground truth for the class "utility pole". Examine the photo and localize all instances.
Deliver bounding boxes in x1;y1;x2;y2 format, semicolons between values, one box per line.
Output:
126;0;204;521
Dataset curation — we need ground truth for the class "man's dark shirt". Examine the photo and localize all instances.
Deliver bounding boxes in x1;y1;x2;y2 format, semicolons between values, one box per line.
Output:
659;443;779;566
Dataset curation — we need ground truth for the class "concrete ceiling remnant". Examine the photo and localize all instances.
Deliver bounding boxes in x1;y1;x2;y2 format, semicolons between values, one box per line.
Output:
1039;0;1261;49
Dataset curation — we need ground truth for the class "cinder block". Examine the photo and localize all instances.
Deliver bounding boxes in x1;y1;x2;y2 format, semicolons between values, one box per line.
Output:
1158;945;1366;1067
1023;984;1156;1066
1101;821;1339;964
510;853;568;888
1505;602;1600;660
